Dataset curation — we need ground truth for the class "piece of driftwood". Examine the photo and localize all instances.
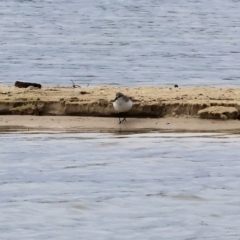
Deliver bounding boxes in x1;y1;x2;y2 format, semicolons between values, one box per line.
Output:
71;80;81;88
14;81;42;89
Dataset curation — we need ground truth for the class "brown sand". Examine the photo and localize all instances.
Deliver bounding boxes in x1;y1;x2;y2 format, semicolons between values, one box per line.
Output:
1;85;240;133
1;85;240;117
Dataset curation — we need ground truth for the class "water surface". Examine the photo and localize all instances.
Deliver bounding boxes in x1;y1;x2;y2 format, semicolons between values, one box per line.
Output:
1;0;240;86
0;132;240;239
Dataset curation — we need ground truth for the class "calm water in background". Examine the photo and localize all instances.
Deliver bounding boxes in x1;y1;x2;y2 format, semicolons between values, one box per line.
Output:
1;0;240;87
1;132;240;239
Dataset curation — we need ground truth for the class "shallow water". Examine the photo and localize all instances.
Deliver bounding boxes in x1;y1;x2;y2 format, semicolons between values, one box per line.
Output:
0;132;240;239
1;0;240;87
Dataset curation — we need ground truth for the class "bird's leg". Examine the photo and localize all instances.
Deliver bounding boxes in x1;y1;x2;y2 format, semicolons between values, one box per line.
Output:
122;112;128;122
118;112;128;124
118;112;122;124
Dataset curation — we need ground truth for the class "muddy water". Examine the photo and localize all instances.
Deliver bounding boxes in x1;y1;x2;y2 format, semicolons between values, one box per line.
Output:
0;132;240;239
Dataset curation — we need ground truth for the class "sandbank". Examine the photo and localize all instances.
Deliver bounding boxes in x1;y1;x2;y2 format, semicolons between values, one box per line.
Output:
0;85;240;133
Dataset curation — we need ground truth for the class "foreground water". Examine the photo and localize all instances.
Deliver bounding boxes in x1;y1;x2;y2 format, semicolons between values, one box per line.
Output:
1;0;240;87
0;132;240;239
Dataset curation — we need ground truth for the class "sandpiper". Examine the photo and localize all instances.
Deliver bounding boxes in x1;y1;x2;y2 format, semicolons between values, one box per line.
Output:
113;92;132;124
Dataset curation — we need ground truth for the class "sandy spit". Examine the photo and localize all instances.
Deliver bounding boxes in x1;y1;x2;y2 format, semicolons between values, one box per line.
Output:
0;85;240;133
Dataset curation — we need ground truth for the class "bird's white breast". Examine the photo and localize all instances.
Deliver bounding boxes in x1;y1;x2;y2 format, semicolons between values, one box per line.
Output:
113;98;132;112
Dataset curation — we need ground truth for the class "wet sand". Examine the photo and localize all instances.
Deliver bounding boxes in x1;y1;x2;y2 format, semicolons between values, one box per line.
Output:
1;115;240;133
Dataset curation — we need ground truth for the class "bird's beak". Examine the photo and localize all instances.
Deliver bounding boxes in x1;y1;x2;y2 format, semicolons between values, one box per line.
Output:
113;96;118;102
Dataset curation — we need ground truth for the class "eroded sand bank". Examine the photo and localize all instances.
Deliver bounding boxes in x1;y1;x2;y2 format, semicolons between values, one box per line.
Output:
1;85;240;118
1;85;240;133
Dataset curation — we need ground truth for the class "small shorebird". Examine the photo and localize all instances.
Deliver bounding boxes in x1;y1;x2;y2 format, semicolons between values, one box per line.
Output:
113;92;132;124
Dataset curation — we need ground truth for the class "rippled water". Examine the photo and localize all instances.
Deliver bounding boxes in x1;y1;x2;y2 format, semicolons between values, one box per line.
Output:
0;132;240;239
1;0;240;87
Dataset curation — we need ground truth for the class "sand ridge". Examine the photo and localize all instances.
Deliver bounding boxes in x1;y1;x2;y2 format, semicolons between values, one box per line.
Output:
1;85;240;119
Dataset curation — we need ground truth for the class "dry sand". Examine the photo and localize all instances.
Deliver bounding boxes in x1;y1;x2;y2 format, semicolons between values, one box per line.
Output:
1;85;240;133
